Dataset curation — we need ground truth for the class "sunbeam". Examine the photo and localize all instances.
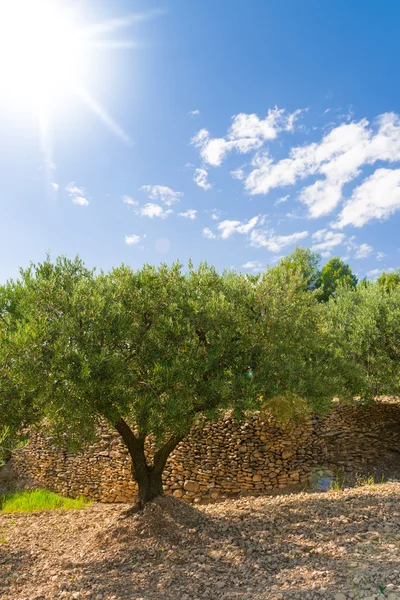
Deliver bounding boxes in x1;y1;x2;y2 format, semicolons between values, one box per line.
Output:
74;86;132;145
0;0;150;164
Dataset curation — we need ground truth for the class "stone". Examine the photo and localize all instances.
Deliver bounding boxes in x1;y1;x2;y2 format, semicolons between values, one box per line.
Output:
183;480;200;493
334;594;347;600
282;450;295;459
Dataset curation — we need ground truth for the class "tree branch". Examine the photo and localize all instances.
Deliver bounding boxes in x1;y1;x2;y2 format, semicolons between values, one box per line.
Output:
114;418;144;458
153;433;185;475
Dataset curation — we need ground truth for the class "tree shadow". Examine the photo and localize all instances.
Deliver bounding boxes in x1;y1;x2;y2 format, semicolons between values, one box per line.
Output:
0;546;33;597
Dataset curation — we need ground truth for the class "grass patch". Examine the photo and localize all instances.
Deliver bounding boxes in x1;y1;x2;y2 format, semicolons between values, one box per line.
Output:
0;489;91;514
355;473;386;488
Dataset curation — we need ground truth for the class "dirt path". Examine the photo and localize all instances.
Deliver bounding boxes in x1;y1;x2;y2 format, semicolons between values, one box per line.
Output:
1;483;400;600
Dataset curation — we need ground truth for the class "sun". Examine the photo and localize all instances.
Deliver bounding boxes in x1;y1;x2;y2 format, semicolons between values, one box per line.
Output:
0;0;138;160
0;1;84;100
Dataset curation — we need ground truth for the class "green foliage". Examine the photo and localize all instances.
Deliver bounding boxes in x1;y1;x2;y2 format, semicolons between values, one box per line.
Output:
377;269;400;292
0;258;252;449
277;246;321;291
331;473;347;492
0;256;341;446
325;282;400;399
247;266;340;419
354;473;385;487
0;427;13;467
0;489;90;513
316;257;358;302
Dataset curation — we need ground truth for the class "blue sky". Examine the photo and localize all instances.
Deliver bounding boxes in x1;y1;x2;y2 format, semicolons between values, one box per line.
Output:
1;0;400;283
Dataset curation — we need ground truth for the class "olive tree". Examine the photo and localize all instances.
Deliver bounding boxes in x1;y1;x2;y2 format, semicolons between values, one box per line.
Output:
377;269;400;292
324;282;400;399
1;256;340;507
245;265;342;416
0;280;41;466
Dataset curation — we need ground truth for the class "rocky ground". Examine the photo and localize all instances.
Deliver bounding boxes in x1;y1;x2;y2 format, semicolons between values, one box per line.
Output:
1;483;400;600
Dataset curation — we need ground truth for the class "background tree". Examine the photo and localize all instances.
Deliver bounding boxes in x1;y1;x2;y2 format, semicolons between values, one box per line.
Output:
0;256;341;507
277;247;321;291
377;269;400;292
245;265;342;418
316;257;358;302
325;282;400;399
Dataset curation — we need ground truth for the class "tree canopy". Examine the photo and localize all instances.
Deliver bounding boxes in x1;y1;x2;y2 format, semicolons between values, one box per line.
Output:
325;282;400;399
316;257;358;302
277;247;321;292
377;269;400;292
277;248;358;303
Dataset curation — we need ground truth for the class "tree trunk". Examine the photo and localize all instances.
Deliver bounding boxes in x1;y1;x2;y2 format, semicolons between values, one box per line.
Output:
135;467;164;509
115;418;184;510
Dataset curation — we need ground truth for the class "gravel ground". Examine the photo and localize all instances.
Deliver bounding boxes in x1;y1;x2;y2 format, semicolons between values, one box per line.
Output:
1;483;400;600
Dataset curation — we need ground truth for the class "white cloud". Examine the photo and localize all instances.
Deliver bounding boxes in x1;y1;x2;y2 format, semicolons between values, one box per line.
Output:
274;194;289;206
311;229;345;251
245;113;400;219
285;209;302;219
193;168;212;191
242;260;263;269
66;182;89;206
203;227;217;239
249;229;308;252
202;208;306;254
140;185;183;206
72;196;89;207
354;243;373;259
122;195;138;206
242;260;265;272
50;182;59;191
139;203;173;219
334;168;400;228
210;209;222;221
231;168;245;180
376;251;386;261
66;182;85;196
192;107;304;167
125;234;142;246
367;269;381;279
178;209;197;220
346;236;372;259
189;109;200;117
217;216;260;239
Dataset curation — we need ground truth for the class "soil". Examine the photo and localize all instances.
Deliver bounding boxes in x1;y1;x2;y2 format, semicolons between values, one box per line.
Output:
1;483;400;600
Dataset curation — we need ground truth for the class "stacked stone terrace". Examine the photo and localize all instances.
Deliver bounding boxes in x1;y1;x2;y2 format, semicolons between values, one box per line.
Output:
10;399;400;503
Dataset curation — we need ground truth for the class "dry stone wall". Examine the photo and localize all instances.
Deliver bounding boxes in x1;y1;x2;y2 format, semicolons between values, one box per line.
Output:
9;400;400;503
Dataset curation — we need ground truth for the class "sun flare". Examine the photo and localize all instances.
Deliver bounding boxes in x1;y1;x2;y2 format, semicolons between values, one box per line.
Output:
0;1;84;99
0;0;137;160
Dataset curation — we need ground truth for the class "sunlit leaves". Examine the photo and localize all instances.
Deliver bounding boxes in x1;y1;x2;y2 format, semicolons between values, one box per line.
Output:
2;253;393;461
325;283;400;399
